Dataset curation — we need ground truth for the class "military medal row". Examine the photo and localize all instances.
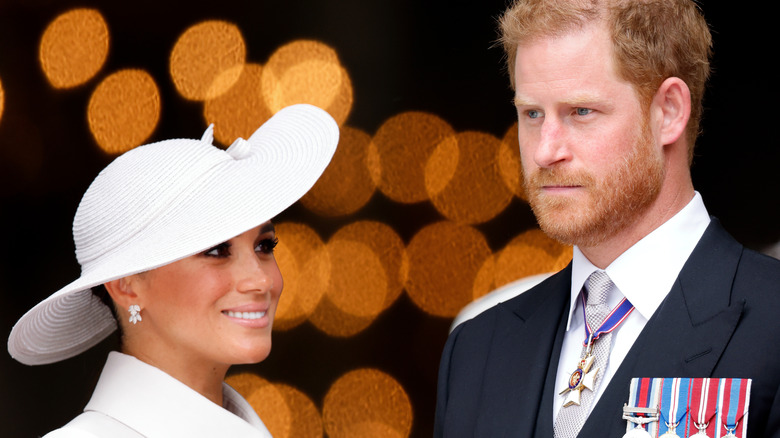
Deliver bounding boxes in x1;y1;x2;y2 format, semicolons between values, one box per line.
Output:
622;377;750;438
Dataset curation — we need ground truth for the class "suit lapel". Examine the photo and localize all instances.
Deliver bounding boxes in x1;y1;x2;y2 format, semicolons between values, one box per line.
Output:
474;266;571;437
579;220;746;437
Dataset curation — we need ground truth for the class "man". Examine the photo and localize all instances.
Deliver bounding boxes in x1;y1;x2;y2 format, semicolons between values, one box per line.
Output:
434;1;780;437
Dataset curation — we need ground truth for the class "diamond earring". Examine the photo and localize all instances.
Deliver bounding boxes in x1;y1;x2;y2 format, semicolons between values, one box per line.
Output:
128;304;142;324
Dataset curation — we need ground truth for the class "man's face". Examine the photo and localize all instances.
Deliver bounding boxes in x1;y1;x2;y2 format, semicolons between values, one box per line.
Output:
513;23;664;247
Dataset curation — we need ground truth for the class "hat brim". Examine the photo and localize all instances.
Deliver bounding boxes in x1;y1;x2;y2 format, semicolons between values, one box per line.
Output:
8;103;339;365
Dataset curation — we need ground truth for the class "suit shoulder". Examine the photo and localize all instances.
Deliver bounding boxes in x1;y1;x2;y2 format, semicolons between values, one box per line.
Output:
453;267;570;336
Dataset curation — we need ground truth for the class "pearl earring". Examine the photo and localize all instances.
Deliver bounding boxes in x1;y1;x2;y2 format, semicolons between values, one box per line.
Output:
128;304;142;324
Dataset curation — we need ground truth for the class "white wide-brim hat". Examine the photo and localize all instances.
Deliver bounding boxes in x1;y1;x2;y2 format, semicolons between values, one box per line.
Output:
8;103;339;365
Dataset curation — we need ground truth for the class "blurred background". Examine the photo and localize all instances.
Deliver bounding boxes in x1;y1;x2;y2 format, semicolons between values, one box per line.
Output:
0;1;777;436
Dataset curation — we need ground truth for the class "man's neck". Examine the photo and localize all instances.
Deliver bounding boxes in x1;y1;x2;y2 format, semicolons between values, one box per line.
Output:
579;185;695;269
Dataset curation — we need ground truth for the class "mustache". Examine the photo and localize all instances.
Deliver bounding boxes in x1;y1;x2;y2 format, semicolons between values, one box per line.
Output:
524;167;595;188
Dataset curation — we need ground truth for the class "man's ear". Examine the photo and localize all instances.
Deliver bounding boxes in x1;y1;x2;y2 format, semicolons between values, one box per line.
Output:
652;76;691;146
104;276;141;310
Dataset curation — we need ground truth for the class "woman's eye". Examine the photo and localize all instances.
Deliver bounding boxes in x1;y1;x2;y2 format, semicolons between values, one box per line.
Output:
575;107;593;116
203;242;231;258
256;237;279;255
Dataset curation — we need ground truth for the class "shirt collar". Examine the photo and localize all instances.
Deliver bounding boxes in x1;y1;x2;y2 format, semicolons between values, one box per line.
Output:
84;351;272;437
566;191;710;330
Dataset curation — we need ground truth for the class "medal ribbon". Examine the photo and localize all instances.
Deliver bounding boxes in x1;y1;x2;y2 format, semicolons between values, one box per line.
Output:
720;378;751;437
581;295;635;346
626;378;662;436
658;377;690;436
687;378;721;437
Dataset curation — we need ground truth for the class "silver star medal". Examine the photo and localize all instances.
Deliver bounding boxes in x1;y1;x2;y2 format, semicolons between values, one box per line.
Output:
559;354;598;407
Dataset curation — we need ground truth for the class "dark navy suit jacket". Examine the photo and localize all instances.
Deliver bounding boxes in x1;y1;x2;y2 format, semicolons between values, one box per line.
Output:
434;220;780;437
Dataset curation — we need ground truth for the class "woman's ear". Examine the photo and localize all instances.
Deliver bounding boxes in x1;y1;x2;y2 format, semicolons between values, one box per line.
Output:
104;276;140;311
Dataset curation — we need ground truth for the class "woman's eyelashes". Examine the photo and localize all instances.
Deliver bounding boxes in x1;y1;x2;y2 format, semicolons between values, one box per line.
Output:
256;237;279;255
203;242;231;258
202;236;278;258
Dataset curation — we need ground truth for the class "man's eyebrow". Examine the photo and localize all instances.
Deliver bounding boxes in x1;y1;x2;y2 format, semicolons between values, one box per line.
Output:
513;95;534;107
513;93;604;107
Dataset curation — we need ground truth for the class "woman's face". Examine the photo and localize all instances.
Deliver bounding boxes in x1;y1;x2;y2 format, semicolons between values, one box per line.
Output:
127;222;282;370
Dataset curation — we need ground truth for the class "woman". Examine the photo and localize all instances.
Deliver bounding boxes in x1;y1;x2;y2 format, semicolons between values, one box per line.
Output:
7;104;339;437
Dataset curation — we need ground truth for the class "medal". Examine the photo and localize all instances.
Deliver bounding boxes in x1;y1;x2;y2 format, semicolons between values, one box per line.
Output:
559;354;598;407
559;294;634;408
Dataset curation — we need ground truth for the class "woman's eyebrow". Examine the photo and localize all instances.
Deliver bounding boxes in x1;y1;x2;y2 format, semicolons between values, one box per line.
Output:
260;222;276;235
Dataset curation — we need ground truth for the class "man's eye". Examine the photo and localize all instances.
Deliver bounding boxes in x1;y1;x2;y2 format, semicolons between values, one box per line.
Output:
256;237;279;255
204;242;231;258
575;108;593;116
527;109;542;119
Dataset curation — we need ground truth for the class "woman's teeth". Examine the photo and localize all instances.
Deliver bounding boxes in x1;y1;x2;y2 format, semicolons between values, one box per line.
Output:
224;310;266;320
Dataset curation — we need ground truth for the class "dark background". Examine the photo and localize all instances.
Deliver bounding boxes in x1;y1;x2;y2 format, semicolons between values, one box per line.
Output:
1;1;777;436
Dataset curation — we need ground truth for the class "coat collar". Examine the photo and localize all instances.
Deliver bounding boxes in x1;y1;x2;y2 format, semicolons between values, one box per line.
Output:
84;352;272;438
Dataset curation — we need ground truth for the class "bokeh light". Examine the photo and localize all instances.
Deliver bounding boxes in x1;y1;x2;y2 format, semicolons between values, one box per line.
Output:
262;40;353;125
39;8;109;89
323;239;387;317
498;122;526;200
274;222;330;331
0;77;4;124
300;126;376;216
308;221;407;337
473;228;572;300
226;373;323;438
331;221;408;309
323;369;412;438
368;112;456;204
405;221;492;317
203;63;272;146
428;131;514;224
308;295;376;338
169;20;246;101
87;69;160;154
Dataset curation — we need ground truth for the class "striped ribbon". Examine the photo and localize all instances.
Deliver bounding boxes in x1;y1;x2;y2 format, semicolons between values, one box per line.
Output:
625;378;751;437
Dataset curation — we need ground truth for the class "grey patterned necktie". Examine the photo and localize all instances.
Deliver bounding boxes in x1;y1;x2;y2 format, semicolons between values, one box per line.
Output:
553;270;615;438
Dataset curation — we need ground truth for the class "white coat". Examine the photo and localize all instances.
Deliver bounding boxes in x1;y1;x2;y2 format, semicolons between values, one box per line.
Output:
43;352;273;437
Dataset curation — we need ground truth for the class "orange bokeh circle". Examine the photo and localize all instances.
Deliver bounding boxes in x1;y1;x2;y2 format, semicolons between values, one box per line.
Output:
405;221;492;317
170;20;246;101
203;63;273;147
262;40;352;126
87;69;160;154
322;369;412;438
427;131;514;224
368;112;456;204
300;126;376;216
39;8;108;89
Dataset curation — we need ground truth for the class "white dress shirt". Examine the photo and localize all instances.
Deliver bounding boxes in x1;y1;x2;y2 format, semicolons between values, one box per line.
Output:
44;351;273;438
552;192;711;422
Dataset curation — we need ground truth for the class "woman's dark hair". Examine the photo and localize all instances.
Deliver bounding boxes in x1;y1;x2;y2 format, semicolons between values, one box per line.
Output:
91;284;124;343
